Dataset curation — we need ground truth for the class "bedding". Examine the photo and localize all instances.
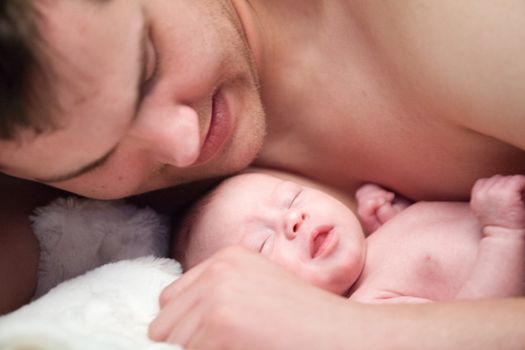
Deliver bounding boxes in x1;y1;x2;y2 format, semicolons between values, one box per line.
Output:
0;257;183;350
0;197;181;350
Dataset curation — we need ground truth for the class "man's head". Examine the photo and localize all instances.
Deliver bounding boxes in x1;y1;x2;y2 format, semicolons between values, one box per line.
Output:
0;0;266;199
173;170;366;295
0;0;56;140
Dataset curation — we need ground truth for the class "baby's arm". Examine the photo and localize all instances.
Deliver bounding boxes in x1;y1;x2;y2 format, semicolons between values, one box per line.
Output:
356;184;411;234
457;175;525;299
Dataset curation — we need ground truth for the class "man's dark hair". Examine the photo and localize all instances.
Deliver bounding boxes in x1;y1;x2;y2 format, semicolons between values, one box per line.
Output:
0;0;55;141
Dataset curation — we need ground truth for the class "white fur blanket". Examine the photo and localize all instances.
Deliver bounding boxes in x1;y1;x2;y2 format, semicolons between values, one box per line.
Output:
0;258;182;350
0;198;182;350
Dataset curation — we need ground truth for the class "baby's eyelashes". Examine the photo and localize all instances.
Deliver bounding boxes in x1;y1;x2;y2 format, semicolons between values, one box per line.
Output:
258;229;275;255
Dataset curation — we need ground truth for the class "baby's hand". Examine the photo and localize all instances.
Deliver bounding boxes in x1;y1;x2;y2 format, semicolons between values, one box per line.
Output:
470;175;525;231
356;184;409;234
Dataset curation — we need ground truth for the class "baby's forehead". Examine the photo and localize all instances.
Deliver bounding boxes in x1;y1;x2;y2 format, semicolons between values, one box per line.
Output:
174;174;274;265
214;172;280;197
225;172;279;186
178;173;272;231
182;173;280;235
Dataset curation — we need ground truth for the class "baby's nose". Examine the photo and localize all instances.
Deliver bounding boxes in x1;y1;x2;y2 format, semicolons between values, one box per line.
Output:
284;209;308;240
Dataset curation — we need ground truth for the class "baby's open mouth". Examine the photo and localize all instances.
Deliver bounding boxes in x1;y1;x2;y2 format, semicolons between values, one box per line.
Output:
310;225;334;259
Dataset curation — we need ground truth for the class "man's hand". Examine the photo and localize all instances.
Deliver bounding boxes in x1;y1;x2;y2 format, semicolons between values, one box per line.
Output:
149;246;525;349
148;246;349;350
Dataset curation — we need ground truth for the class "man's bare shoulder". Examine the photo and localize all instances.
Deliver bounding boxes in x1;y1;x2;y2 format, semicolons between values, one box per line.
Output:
366;0;525;150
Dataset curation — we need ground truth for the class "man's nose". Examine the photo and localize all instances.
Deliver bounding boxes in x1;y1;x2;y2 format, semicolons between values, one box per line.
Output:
130;105;201;167
284;209;308;240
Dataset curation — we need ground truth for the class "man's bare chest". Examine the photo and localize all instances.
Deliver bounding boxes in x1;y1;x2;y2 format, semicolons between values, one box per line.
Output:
259;95;525;201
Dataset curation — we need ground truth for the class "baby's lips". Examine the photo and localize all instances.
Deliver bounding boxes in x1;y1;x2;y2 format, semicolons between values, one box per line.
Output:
309;225;335;259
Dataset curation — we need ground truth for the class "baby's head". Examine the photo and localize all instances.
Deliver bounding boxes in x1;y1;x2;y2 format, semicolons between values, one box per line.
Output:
172;169;366;295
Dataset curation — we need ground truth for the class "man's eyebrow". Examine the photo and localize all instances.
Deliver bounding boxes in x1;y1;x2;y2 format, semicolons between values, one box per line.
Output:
35;20;149;184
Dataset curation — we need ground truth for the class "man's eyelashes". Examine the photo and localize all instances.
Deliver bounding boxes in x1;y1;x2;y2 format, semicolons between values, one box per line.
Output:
141;28;160;95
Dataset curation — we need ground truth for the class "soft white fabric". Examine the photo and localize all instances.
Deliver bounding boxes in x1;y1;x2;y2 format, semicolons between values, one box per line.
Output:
0;257;183;350
30;197;170;298
0;197;181;349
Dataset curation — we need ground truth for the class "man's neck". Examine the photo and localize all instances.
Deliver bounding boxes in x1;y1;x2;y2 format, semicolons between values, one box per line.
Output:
230;0;395;199
230;0;329;80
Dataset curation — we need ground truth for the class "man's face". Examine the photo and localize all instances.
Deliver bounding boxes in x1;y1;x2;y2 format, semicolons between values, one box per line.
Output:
0;0;265;198
182;172;366;295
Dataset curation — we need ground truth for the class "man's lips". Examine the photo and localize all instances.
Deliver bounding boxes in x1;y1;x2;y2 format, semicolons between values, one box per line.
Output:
196;88;233;164
310;225;337;259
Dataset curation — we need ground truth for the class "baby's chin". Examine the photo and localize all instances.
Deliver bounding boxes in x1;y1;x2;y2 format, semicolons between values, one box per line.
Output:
318;280;354;296
308;269;358;296
320;256;365;295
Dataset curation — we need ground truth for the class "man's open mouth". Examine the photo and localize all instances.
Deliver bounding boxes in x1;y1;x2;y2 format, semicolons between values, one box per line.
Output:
196;87;232;164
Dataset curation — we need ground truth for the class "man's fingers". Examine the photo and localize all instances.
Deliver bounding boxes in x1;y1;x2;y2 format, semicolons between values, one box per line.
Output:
150;283;201;341
151;247;265;347
160;246;253;307
159;254;215;308
165;299;205;347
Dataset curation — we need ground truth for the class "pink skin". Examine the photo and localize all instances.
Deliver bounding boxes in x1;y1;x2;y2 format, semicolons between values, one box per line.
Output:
355;175;525;300
181;171;366;295
182;174;525;299
357;175;525;236
458;175;525;298
356;184;411;234
157;174;525;346
470;175;525;231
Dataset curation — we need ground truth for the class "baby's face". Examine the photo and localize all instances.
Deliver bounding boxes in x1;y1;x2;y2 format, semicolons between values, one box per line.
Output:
181;172;366;295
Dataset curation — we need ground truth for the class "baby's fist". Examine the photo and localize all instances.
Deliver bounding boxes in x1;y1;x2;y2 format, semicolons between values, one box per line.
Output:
470;175;525;230
356;184;400;233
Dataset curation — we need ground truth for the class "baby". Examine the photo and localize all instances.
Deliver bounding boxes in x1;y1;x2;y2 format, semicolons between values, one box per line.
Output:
172;169;525;302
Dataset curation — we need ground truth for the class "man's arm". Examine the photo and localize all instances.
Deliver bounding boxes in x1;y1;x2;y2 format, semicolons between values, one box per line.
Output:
0;174;60;315
148;247;525;349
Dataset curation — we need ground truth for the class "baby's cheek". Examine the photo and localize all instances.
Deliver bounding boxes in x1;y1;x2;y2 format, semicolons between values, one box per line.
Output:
271;253;307;280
